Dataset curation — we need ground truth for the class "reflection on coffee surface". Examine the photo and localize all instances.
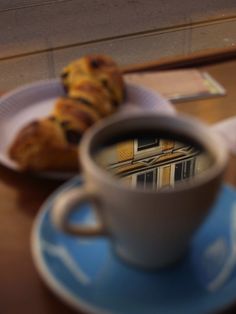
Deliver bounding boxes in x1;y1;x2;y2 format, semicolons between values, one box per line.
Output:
94;135;213;190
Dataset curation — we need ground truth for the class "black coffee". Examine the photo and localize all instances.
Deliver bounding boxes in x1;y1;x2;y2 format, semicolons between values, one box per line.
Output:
94;134;214;191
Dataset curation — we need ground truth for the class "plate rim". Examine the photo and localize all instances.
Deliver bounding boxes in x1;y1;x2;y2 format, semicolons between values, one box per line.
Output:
31;176;236;314
0;79;175;180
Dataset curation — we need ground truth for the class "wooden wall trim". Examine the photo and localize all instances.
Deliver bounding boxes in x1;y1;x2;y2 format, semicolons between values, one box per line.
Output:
122;47;236;73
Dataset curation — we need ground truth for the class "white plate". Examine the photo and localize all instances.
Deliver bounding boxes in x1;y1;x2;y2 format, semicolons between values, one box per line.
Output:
0;79;175;179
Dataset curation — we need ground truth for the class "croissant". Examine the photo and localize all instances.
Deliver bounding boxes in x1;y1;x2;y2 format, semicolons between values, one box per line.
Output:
61;55;125;105
8;118;78;171
53;97;101;134
8;54;125;172
8;98;100;171
67;76;115;117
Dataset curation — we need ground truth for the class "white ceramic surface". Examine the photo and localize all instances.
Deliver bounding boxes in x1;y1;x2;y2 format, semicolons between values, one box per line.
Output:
0;79;175;179
52;114;228;268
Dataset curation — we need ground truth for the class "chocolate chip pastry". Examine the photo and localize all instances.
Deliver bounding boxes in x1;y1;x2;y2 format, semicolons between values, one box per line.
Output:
8;55;125;172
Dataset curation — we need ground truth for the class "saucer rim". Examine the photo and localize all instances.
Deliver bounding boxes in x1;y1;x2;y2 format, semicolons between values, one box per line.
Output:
31;176;108;314
31;176;236;314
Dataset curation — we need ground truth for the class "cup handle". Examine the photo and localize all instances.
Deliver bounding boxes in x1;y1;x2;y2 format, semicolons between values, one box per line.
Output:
51;187;107;236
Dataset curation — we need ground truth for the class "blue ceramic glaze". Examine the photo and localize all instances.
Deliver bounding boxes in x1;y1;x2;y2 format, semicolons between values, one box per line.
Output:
31;176;236;314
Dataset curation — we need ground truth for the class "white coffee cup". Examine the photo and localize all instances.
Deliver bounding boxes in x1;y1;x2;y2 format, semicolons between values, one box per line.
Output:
51;113;228;268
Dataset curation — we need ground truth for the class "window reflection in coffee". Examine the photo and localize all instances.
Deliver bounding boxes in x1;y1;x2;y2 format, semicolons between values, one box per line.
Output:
94;135;213;191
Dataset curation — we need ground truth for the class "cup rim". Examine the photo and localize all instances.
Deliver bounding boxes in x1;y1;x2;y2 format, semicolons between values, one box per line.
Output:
79;113;228;195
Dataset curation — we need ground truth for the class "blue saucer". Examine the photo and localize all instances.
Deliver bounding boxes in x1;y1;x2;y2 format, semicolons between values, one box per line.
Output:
31;176;236;314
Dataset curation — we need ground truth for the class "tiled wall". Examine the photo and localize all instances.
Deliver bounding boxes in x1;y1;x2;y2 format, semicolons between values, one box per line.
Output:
1;0;236;90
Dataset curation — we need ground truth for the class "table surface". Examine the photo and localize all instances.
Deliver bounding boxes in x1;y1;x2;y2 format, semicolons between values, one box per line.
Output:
1;52;236;314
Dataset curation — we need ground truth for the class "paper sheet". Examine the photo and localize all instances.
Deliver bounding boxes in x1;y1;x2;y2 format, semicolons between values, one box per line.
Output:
125;69;226;102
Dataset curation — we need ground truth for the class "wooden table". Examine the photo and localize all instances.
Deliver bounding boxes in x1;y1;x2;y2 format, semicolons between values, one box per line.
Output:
1;48;236;314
